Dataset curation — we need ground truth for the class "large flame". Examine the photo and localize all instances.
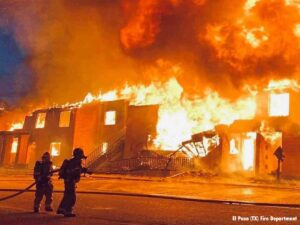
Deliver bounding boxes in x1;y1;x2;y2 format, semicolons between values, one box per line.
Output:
241;132;256;171
203;0;300;73
8;73;300;152
74;75;256;150
76;76;299;150
266;79;300;91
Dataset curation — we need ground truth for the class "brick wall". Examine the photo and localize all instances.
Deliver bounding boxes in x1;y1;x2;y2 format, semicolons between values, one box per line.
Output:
282;133;300;178
124;105;158;158
73;103;102;155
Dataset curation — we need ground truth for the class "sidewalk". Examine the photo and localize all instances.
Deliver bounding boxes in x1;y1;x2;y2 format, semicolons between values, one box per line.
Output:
93;172;300;189
1;168;299;189
0;169;300;205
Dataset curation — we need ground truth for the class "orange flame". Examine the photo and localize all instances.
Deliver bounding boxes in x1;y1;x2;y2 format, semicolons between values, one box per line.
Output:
9;76;300;152
9;122;23;131
266;79;300;91
204;0;300;72
74;75;256;150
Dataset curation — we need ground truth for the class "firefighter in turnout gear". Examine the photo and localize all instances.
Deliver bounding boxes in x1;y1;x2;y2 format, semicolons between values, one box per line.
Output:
57;148;90;217
33;152;54;213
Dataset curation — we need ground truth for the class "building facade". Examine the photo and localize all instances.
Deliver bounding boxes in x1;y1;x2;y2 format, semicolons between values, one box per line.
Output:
0;100;158;168
217;87;300;178
0;87;299;178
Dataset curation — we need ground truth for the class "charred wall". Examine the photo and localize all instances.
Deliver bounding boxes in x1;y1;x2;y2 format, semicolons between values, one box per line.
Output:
0;131;30;167
256;133;278;175
73;103;102;155
100;100;129;153
73;100;129;156
256;89;300;126
124;104;159;159
282;133;300;178
25;108;76;167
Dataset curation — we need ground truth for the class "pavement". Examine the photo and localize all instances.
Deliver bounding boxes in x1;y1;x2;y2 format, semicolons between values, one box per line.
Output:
0;192;299;225
0;169;300;206
0;170;299;224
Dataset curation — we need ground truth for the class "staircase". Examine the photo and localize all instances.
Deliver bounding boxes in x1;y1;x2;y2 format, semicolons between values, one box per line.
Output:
85;128;126;171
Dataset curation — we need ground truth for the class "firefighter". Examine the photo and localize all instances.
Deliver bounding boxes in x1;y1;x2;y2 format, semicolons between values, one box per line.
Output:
56;148;89;217
33;152;54;213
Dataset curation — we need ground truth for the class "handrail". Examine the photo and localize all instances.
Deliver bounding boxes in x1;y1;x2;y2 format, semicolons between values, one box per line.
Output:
110;156;195;171
86;128;126;168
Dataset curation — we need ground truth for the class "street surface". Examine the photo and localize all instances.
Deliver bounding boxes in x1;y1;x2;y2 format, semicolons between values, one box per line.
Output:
1;174;300;205
0;192;299;225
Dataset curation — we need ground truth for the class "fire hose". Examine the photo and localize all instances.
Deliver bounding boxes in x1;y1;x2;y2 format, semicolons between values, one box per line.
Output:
0;168;60;202
0;181;36;201
0;167;92;202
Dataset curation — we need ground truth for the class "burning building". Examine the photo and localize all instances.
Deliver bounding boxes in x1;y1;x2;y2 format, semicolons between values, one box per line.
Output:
215;80;300;178
1;0;300;179
0;99;158;169
0;78;300;179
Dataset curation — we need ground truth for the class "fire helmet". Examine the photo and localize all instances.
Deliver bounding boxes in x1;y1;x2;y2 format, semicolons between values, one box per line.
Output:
42;152;51;160
73;148;87;159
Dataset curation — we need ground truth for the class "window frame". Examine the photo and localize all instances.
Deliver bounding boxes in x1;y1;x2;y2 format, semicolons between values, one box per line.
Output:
104;110;117;126
11;137;19;153
50;142;62;157
59;110;71;128
268;93;290;117
35;112;46;129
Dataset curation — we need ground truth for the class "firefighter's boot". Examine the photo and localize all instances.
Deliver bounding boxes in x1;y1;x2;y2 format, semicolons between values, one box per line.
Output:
64;212;76;217
45;206;53;212
33;206;40;213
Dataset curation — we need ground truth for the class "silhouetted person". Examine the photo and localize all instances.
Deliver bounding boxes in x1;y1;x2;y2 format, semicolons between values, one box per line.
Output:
57;148;89;217
33;152;54;213
274;146;285;181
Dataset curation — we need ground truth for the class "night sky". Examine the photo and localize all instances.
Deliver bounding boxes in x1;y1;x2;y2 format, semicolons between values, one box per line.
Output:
0;26;33;106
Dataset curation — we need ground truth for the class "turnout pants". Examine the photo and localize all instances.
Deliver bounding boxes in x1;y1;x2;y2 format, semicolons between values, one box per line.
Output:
58;180;76;213
34;182;53;210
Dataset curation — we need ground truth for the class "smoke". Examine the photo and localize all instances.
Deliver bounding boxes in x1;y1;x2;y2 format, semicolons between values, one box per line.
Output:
121;0;300;90
0;0;140;108
0;0;299;116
